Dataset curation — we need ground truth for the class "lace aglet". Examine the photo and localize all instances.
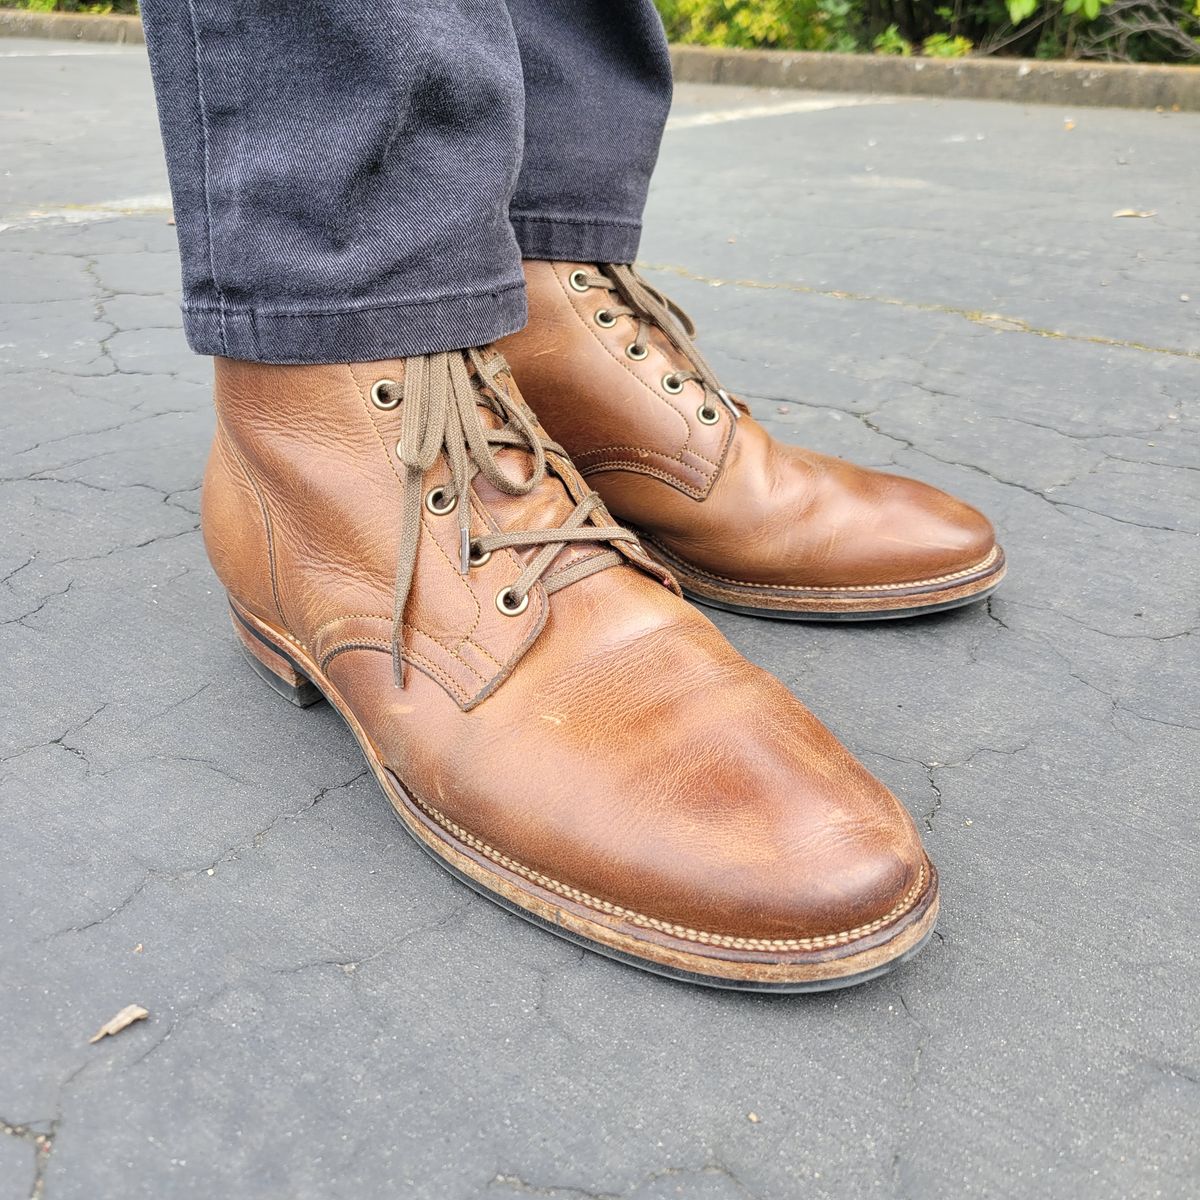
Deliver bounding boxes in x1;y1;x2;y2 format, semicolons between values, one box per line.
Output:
392;643;407;688
458;528;471;575
718;388;739;419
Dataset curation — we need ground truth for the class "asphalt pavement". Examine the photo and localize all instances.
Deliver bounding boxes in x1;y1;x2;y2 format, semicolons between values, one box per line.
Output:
1;38;1197;1200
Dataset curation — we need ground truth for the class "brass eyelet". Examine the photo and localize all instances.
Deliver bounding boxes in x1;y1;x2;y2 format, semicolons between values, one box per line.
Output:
594;309;617;328
469;542;492;567
371;379;400;410
626;343;648;361
425;487;457;516
697;405;720;425
662;373;684;394
568;269;590;293
496;588;529;616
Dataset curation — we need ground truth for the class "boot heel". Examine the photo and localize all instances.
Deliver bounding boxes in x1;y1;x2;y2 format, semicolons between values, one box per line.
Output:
229;603;323;708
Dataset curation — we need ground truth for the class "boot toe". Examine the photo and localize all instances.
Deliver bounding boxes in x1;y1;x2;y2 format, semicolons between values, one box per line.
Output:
430;603;936;964
855;471;998;586
687;747;933;954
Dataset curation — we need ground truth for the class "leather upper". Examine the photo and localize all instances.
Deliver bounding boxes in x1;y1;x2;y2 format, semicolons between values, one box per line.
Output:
203;354;933;946
501;261;998;591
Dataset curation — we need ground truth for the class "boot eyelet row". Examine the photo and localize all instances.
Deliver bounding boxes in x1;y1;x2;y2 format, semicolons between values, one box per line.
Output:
496;588;529;616
662;373;684;394
626;343;648;361
697;405;720;425
371;379;400;410
425;487;457;516
594;309;617;328
568;270;590;293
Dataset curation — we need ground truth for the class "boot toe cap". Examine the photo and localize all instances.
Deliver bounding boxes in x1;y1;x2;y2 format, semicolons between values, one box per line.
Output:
803;467;999;589
472;628;936;959
874;474;997;582
692;774;933;953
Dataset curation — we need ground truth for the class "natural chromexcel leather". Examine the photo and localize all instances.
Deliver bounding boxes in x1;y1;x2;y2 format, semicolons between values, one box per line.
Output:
204;351;938;985
500;261;1005;617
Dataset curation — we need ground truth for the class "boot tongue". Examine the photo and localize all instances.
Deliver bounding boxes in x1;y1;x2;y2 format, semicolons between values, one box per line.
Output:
467;353;612;577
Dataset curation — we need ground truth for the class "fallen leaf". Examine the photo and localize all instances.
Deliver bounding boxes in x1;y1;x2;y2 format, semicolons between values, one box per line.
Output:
89;1004;149;1044
1112;209;1156;219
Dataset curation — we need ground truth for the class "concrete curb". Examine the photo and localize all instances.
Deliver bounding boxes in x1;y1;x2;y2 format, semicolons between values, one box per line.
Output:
670;44;1200;111
0;9;143;44
2;10;1197;110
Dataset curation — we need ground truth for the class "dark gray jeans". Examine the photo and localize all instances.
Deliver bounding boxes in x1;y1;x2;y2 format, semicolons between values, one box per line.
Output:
140;1;673;365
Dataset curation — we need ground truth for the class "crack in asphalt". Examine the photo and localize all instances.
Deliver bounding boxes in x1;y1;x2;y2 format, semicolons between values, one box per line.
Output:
641;260;1200;362
739;385;1197;536
888;979;931;1192
270;894;480;980
34;767;370;943
0;1115;57;1200
488;1159;760;1200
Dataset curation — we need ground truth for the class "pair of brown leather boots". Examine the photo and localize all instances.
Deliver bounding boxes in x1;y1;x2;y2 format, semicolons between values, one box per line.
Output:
210;261;1004;992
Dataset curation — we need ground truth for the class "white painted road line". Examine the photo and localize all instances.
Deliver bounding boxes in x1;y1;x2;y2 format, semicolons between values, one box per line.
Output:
0;193;172;234
666;95;895;131
0;47;143;57
0;95;896;233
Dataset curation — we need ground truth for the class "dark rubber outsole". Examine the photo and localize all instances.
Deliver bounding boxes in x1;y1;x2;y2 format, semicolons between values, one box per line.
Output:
686;579;1005;623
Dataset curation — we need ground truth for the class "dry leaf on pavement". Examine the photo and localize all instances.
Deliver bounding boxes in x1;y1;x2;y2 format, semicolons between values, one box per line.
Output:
89;1004;149;1044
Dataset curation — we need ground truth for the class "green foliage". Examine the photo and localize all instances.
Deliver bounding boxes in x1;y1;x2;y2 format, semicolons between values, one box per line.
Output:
1008;0;1109;23
1008;0;1041;19
3;0;1195;63
922;32;975;55
655;0;862;53
655;0;1199;60
4;1;137;12
871;22;913;53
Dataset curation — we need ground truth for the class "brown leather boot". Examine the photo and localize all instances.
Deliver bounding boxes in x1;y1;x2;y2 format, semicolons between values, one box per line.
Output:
501;262;1005;619
204;348;937;989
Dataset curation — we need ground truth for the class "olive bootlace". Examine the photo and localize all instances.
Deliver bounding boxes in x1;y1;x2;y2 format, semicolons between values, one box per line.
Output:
375;348;637;685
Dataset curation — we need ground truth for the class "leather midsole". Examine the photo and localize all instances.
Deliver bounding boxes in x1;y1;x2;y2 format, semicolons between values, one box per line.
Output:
641;539;1006;612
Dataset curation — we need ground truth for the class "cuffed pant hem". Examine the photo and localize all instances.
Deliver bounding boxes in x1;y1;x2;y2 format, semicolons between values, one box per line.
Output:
180;281;529;365
511;213;642;265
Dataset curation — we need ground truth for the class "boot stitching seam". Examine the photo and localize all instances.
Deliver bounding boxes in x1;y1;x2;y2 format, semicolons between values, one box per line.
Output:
409;788;930;952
